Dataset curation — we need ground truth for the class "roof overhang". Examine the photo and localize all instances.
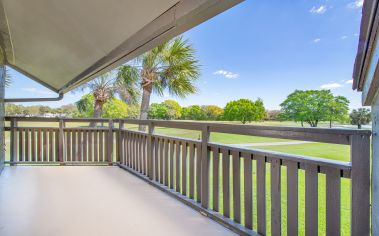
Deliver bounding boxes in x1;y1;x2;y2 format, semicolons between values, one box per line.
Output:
0;0;242;93
352;0;379;106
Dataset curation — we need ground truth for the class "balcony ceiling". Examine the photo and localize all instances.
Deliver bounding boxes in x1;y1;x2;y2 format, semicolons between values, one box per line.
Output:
0;0;241;93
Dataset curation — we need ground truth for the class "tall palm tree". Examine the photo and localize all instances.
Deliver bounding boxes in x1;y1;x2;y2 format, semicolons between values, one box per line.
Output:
76;73;115;126
138;37;200;130
115;65;140;105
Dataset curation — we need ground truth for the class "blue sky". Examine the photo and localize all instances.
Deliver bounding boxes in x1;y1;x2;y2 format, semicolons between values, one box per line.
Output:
6;0;365;110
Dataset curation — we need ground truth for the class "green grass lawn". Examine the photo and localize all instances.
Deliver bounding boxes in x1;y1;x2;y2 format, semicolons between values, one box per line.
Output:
253;142;350;162
4;120;355;235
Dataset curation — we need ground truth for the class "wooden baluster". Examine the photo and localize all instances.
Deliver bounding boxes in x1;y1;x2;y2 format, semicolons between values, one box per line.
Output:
256;155;266;235
201;125;210;208
270;158;281;235
119;120;124;164
31;129;36;162
170;140;175;189
58;120;65;163
305;163;318;236
10;119;17;165
325;167;341;236
175;141;181;192
182;141;187;195
164;139;169;186
212;146;219;211
222;149;230;218
243;152;253;229
107;120;113;164
189;143;195;199
286;160;298;236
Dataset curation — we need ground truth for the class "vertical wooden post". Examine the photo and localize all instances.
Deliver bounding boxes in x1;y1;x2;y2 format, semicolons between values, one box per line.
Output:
10;118;17;165
147;121;155;180
372;99;379;235
118;120;124;164
58;119;65;163
107;119;114;164
350;134;370;236
201;125;210;208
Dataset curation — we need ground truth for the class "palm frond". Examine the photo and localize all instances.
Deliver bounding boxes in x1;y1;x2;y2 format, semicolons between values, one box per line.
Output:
115;65;141;104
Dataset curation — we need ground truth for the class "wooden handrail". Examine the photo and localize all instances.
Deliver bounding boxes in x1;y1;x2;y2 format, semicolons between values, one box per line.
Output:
3;116;371;236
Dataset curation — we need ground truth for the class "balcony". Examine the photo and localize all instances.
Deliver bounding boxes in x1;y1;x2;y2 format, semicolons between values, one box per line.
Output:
1;116;371;236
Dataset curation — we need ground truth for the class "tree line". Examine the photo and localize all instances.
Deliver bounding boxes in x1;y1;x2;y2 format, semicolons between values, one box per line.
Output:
148;98;265;123
5;103;77;117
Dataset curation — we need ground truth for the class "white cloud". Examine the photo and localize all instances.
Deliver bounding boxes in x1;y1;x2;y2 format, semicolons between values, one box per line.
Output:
320;82;343;89
341;35;348;40
310;5;327;14
22;87;55;95
313;38;321;43
347;0;363;9
345;79;354;84
213;70;239;79
353;33;359;37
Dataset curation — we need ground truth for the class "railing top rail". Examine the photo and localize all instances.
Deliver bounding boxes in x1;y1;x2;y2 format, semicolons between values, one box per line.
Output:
5;116;112;122
209;142;352;177
5;116;371;145
117;118;371;135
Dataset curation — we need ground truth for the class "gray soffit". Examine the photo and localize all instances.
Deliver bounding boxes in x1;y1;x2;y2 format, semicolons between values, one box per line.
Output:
352;0;379;105
0;0;242;93
352;0;377;91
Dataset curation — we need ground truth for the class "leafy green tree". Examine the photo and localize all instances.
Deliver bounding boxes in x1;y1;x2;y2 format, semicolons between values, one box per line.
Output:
201;105;224;120
102;98;129;118
115;65;140;105
350;108;371;129
326;96;350;128
38;106;51;116
254;98;266;121
5;104;23;116
138;37;200;130
148;103;169;119
182;105;206;120
163;100;182;120
280;90;342;127
224;99;265;124
75;94;129;119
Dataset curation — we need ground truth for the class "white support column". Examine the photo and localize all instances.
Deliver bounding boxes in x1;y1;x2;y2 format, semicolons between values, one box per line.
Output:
372;95;379;235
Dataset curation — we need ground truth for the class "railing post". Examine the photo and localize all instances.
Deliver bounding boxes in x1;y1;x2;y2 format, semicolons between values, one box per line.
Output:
107;119;114;164
58;119;65;163
10;118;17;165
118;120;124;164
147;121;155;180
201;125;210;208
350;134;370;236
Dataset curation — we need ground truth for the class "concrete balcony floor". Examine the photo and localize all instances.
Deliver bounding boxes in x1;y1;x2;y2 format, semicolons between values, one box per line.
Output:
0;166;235;236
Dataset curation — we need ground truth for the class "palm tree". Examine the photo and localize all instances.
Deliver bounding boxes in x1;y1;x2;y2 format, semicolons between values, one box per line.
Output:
115;65;140;105
138;37;200;130
77;73;115;126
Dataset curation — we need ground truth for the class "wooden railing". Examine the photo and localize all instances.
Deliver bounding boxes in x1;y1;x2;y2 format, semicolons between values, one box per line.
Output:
6;117;115;165
4;116;371;236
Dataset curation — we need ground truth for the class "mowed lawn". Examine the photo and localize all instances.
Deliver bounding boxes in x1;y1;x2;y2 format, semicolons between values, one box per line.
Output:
4;120;354;235
250;143;351;235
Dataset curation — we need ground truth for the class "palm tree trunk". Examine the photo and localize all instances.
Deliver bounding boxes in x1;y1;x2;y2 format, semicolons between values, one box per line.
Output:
90;101;102;127
139;84;152;131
